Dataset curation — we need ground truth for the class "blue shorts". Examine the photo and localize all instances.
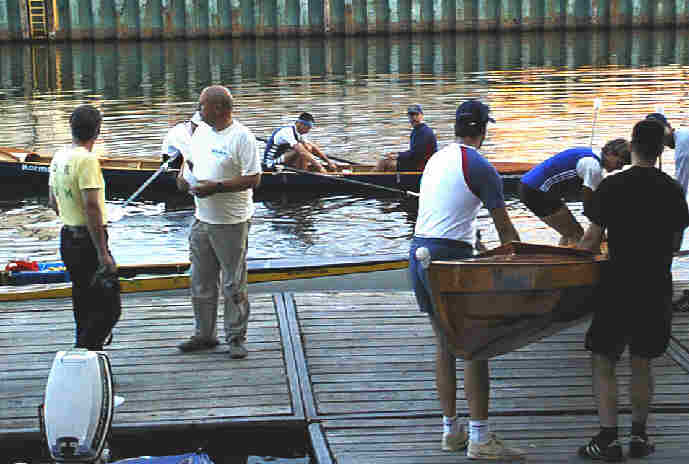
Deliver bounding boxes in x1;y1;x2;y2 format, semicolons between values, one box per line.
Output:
408;236;473;314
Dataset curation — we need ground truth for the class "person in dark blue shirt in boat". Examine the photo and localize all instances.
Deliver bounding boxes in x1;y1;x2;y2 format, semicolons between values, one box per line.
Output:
376;104;438;172
519;139;630;246
578;119;689;462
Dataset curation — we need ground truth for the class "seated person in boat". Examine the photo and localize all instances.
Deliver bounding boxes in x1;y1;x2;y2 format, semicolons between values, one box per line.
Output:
161;111;203;170
376;104;438;172
409;99;525;461
262;112;337;173
577;119;689;462
519;139;631;246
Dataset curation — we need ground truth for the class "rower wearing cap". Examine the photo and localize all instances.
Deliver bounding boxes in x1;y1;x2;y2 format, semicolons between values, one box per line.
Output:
645;112;689;194
263;112;336;173
519;139;631;247
376;104;438;172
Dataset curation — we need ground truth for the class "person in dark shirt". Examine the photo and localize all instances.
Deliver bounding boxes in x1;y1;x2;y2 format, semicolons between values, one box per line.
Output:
578;119;689;462
376;104;438;172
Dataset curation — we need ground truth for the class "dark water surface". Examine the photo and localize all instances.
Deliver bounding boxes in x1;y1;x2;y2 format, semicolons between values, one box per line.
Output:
3;29;689;461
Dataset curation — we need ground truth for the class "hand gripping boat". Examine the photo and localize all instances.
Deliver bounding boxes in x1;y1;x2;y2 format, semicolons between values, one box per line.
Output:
418;242;607;360
39;349;114;463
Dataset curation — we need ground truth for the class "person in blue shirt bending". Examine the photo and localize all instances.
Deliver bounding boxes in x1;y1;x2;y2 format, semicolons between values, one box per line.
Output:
519;139;630;246
376;104;438;172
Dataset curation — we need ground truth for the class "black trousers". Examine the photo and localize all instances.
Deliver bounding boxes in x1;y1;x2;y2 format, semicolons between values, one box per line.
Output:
60;226;121;350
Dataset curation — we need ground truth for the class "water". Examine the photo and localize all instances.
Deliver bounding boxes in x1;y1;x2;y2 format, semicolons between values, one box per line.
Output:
3;29;689;460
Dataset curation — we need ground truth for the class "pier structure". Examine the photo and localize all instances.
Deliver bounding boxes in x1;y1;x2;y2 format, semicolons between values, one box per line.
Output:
0;0;688;41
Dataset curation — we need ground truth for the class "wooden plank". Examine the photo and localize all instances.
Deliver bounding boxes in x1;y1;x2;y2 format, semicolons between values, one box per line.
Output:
309;422;335;464
0;291;300;438
273;292;306;421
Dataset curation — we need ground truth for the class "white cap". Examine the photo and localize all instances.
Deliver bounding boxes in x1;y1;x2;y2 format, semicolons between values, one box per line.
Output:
191;111;202;125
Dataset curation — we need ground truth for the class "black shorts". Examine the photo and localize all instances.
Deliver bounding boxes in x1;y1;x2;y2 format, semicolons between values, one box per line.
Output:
585;279;673;361
519;182;565;218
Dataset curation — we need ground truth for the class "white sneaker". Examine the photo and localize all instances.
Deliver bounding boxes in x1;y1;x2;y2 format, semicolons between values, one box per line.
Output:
467;434;526;460
442;424;468;451
114;395;125;408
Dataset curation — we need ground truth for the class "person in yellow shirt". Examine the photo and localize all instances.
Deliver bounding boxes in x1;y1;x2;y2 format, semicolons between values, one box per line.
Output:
48;104;121;351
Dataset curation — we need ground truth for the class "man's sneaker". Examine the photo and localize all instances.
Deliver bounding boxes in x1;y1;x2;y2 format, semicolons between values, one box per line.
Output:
177;336;219;353
629;435;655;458
578;436;623;462
467;434;526;460
228;338;248;359
442;425;468;451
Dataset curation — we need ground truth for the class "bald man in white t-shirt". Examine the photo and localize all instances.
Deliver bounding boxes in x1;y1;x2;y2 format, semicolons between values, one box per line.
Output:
176;86;261;359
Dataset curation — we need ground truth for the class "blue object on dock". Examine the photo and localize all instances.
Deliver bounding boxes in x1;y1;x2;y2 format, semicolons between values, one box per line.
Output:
9;262;70;285
112;452;215;464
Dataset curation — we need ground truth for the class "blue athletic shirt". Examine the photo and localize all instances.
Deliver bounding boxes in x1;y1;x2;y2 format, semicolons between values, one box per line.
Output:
521;147;601;198
397;123;438;171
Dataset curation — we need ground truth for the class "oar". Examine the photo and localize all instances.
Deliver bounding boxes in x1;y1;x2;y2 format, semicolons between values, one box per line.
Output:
108;151;181;222
255;136;362;166
280;166;419;197
590;97;602;147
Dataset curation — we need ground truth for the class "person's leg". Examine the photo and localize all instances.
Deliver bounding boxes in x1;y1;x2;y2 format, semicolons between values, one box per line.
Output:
628;355;656;457
375;157;397;171
592;353;618;428
209;221;251;358
181;220;221;351
540;205;584;246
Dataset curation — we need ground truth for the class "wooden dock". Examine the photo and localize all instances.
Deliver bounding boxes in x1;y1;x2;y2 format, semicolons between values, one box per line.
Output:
3;288;689;463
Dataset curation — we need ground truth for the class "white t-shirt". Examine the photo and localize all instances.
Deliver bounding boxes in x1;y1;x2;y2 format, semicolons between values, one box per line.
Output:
674;128;689;194
187;120;261;224
161;121;195;157
414;143;484;244
576;156;604;191
273;125;307;148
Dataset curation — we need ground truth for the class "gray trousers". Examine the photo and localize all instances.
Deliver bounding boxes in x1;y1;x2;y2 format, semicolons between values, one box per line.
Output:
189;219;250;342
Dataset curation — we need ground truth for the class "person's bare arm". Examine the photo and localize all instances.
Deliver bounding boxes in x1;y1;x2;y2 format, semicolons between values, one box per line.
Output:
176;159;192;192
191;173;261;198
579;222;604;253
489;207;520;245
81;188;115;273
48;188;59;215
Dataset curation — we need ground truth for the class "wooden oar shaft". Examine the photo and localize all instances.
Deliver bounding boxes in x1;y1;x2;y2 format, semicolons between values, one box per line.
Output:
281;166;419;197
121;152;180;208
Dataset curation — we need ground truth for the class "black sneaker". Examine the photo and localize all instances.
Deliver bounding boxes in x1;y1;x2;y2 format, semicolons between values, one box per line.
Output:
629;435;655;458
578;437;624;462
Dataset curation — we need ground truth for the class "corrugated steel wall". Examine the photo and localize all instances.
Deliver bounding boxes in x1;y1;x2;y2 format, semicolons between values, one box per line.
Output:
1;0;688;40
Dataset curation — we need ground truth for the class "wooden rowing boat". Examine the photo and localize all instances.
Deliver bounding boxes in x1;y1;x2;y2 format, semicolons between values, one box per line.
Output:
0;146;535;197
0;254;409;302
418;242;606;360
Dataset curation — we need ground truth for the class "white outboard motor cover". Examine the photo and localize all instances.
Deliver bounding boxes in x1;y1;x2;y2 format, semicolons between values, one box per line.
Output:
42;349;114;463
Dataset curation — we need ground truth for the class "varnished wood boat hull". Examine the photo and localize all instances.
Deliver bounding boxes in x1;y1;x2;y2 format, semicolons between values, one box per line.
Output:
424;243;606;360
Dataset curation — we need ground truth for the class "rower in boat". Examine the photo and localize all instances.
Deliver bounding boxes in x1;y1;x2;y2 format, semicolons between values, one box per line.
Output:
577;119;689;461
262;112;337;173
519;139;630;247
408;99;525;461
375;103;438;172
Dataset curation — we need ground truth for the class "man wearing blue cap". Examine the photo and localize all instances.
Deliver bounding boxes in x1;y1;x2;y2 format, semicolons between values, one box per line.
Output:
376;104;438;172
263;112;336;173
646;112;689;194
409;99;525;460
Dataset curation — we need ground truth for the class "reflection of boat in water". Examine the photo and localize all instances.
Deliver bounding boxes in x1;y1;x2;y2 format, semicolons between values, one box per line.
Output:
0;254;409;302
418;242;606;360
0;146;535;197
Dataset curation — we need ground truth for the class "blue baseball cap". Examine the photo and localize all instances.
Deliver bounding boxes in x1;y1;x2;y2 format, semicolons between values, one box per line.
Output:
456;100;495;127
407;104;423;115
646;113;669;127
